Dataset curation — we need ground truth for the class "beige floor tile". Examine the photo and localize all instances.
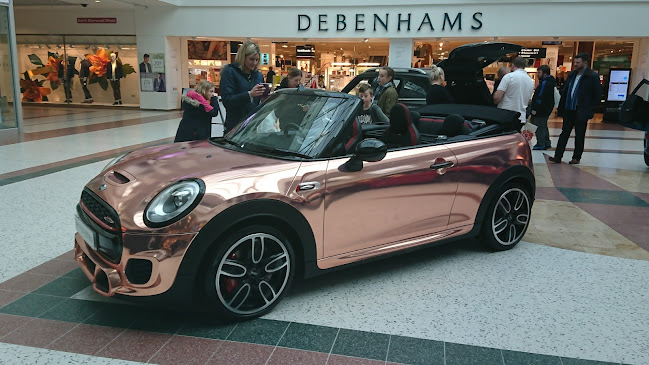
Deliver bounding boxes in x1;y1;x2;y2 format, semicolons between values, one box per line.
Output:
581;246;628;259
619;247;649;261
578;166;649;193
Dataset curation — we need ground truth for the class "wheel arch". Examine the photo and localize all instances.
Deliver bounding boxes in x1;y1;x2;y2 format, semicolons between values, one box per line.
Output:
469;164;535;237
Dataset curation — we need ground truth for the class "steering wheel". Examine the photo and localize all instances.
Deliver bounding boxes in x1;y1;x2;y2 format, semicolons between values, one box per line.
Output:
283;123;303;137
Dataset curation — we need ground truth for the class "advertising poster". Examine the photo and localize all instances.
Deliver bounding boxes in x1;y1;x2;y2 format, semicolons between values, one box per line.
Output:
140;53;166;92
188;41;228;60
607;69;631;102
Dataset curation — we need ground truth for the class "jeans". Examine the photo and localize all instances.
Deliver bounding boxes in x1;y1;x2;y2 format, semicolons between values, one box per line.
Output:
532;114;551;147
554;110;588;160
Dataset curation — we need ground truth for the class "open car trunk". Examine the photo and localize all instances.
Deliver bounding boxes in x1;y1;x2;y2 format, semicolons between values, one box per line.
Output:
619;79;649;132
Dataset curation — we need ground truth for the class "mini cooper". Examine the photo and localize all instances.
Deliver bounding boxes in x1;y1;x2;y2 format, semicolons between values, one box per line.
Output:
619;78;649;166
74;88;534;320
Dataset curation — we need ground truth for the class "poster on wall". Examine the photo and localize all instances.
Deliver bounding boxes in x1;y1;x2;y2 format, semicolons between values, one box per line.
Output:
139;53;165;92
188;41;228;60
607;68;631;102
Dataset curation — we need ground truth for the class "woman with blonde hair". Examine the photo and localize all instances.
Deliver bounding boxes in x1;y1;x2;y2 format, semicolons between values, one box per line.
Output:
219;40;265;133
174;80;219;142
426;65;454;105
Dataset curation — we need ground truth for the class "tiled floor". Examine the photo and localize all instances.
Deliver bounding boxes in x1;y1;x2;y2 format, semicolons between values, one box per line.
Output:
1;106;648;364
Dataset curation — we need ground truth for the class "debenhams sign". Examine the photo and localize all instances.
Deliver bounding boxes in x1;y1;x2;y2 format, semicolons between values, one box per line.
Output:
298;12;483;33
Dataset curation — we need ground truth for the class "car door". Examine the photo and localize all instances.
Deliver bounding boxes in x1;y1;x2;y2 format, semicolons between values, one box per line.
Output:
619;79;649;131
322;145;458;258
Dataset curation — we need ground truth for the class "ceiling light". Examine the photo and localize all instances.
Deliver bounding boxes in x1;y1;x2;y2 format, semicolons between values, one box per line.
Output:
364;38;369;43
439;42;443;47
282;45;288;48
95;0;100;2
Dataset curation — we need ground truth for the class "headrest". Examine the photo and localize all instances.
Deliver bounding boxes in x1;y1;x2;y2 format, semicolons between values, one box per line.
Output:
441;114;466;137
389;103;411;134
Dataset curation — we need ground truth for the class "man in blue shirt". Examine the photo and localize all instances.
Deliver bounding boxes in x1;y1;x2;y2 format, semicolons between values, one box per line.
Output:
549;53;601;164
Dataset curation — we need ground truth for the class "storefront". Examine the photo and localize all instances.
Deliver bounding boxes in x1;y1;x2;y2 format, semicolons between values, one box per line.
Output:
0;0;21;144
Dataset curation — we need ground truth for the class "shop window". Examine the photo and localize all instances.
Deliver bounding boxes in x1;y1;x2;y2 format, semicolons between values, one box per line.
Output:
0;6;17;130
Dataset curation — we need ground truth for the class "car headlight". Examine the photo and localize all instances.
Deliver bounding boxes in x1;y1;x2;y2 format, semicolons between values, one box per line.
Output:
144;180;205;227
103;152;130;172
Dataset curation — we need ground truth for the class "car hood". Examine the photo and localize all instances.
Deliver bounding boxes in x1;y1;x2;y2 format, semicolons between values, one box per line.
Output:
437;42;522;77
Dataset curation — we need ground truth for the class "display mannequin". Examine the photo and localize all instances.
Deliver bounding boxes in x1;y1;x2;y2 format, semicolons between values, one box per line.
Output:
105;52;124;105
58;56;77;103
80;54;93;103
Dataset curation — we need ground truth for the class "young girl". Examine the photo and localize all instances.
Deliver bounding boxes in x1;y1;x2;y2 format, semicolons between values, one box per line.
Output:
356;83;389;125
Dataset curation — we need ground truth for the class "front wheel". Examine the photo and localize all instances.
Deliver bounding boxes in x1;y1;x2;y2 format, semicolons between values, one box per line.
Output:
204;225;295;320
480;184;532;251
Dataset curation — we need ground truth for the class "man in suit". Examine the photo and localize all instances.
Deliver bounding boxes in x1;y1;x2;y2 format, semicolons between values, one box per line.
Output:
154;73;165;92
549;53;601;165
139;54;152;74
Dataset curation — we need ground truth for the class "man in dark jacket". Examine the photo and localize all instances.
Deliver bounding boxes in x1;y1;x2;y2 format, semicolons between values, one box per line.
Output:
80;54;93;103
530;65;556;150
549;53;601;164
58;56;77;103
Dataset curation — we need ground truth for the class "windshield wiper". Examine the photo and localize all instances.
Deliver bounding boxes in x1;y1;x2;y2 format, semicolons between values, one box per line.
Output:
248;145;312;160
216;138;242;148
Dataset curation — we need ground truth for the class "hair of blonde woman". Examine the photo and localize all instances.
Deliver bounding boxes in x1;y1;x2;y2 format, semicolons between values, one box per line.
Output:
428;65;445;84
234;40;261;71
194;80;215;99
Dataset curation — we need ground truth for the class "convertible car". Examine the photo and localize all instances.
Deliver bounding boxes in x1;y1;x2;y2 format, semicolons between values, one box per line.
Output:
619;78;649;166
74;89;534;319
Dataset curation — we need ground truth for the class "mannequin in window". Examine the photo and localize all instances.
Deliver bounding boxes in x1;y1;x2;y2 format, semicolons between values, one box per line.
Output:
58;56;77;103
80;54;93;103
106;52;124;105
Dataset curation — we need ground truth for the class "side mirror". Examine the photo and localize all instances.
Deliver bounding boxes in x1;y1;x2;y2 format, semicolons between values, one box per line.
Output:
342;138;387;172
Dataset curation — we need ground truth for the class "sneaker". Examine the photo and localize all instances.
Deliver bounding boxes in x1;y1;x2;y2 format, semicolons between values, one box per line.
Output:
548;156;561;163
118;101;123;105
569;159;580;164
113;101;119;105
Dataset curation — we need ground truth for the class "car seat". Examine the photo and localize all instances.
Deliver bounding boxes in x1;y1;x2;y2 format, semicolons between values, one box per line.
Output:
345;118;364;153
440;114;471;138
381;103;421;148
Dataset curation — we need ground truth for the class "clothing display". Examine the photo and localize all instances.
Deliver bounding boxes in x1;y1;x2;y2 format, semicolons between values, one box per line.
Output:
58;56;77;103
79;57;93;103
106;54;124;104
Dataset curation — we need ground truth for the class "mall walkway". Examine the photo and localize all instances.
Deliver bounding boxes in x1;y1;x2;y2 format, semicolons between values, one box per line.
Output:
0;105;648;365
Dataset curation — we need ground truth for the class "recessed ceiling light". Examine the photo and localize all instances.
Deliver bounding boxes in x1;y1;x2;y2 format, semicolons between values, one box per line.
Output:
95;0;100;2
282;45;288;48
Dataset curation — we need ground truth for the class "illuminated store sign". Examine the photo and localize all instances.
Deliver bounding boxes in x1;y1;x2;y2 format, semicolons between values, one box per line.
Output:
297;12;483;32
519;48;547;58
296;45;315;58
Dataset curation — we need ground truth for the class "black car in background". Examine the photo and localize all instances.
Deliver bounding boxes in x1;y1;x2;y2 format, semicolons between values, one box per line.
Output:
619;78;649;166
342;42;522;108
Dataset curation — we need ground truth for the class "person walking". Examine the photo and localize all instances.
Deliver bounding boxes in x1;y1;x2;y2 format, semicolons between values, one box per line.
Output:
493;57;534;124
426;65;454;105
374;66;399;118
530;65;556;150
219;41;265;133
549;53;601;164
174;80;219;142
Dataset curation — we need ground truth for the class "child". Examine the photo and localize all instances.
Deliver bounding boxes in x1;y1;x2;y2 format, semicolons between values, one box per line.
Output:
356;83;389;125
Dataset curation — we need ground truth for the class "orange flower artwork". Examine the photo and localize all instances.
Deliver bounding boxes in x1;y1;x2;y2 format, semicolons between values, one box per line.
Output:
45;56;62;83
20;78;51;102
88;48;110;78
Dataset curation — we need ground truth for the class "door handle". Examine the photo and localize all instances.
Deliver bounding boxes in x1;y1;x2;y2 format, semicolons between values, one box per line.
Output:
430;161;454;170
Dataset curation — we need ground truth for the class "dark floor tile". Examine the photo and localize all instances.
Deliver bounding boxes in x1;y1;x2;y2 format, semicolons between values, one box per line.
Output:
27;258;79;277
95;329;172;362
149;335;222;365
0;289;25;309
62;267;89;281
278;322;339;353
1;317;76;347
226;318;290;346
127;308;185;334
267;347;328;365
207;341;274;365
327;354;387;364
0;293;65;317
32;276;91;297
0;313;32;337
331;329;390;361
445;343;503;365
502;350;562;365
560;358;620;365
40;298;105;323
387;335;444;365
47;323;125;355
177;319;237;340
535;187;570;202
0;273;56;293
82;303;141;328
558;188;649;207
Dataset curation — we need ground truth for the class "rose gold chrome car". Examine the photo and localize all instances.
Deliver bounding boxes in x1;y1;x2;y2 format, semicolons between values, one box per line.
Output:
74;90;534;320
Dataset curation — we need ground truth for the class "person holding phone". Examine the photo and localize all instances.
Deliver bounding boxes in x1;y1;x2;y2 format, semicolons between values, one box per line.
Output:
219;40;265;133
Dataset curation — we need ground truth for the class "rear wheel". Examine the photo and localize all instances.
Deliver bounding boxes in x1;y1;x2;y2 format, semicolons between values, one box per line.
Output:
203;225;295;320
481;184;532;251
644;139;648;166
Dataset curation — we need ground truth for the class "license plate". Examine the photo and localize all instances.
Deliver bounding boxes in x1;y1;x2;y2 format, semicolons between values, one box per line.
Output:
75;215;96;248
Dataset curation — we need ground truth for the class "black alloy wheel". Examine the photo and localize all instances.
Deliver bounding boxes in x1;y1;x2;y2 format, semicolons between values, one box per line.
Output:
481;184;532;251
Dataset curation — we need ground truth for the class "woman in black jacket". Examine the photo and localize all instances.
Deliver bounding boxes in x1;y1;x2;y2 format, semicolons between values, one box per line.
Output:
426;65;454;105
219;41;265;134
174;81;219;142
275;68;303;90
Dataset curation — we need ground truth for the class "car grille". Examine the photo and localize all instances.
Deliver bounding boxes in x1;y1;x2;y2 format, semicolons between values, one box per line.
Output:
125;259;153;285
81;189;120;232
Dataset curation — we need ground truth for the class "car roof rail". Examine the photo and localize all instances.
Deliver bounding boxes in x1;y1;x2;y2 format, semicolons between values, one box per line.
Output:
361;68;428;75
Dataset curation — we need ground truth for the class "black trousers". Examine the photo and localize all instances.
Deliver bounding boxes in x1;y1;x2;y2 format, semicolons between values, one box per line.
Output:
81;77;92;100
63;79;72;101
554;110;588;161
109;79;121;101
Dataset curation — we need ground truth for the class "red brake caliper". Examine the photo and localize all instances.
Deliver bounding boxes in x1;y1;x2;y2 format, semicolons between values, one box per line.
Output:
224;251;239;293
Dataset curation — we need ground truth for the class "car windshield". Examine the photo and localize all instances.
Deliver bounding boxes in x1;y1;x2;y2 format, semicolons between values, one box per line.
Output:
222;92;359;159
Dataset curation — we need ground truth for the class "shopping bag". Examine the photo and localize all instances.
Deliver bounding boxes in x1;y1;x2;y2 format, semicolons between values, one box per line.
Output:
520;122;537;142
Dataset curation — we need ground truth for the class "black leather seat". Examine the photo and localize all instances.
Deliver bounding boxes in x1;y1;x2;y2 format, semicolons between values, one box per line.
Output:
381;103;421;148
440;114;471;138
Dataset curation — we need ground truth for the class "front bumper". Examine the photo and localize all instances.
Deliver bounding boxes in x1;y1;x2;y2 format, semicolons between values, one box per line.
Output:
74;214;197;297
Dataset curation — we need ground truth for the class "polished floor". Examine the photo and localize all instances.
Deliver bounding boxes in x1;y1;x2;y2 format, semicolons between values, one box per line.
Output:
0;105;648;365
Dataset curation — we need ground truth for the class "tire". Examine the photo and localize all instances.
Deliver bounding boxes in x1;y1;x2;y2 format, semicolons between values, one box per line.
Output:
203;225;295;320
645;152;649;167
480;183;532;251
